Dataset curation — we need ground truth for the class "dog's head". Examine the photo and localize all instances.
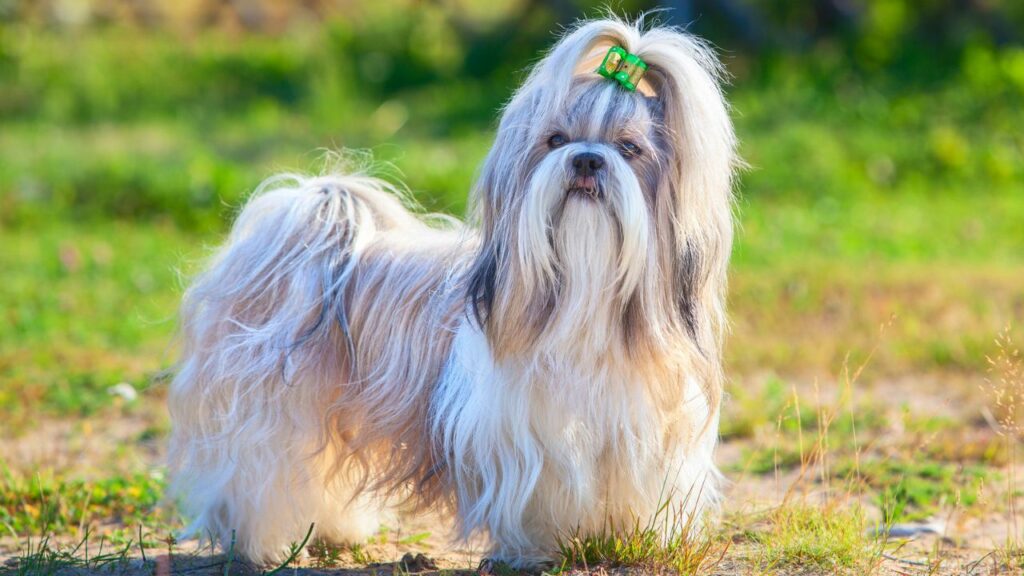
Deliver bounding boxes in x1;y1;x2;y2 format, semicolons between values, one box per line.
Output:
467;18;738;372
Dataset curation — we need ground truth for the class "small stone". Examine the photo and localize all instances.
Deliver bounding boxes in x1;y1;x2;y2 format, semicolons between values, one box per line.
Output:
108;382;138;402
400;552;438;572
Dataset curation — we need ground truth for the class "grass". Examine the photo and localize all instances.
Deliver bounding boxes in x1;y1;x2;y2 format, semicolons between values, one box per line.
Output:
982;329;1024;572
856;459;988;522
725;374;997;526
307;540;347;569
0;468;167;537
0;222;199;434
3;216;1019;424
11;532;138;576
751;502;880;573
6;525;315;576
554;498;728;575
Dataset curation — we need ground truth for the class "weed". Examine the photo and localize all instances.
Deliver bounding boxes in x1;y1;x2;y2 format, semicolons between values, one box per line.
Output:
0;468;168;536
398;531;432;546
721;377;817;441
263;523;314;576
308;540;346;568
350;542;377;566
847;459;988;522
554;496;728;575
10;530;137;576
753;501;880;573
982;327;1024;566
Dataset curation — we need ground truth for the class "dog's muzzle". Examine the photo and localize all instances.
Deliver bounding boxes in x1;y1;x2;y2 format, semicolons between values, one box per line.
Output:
567;152;605;199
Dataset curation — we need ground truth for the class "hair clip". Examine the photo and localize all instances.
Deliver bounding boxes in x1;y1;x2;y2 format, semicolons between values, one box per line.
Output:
596;46;647;92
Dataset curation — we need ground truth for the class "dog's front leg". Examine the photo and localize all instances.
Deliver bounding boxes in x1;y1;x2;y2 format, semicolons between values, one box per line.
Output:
430;322;560;567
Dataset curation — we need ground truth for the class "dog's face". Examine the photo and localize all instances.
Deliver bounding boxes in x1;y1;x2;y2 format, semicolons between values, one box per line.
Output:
530;77;664;207
467;21;737;372
526;79;667;281
512;78;668;343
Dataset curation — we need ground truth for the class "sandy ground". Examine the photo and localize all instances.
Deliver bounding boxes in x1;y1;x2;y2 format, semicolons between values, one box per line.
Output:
2;376;1021;575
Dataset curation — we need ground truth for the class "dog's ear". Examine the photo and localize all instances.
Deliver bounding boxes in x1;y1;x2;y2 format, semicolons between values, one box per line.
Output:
466;240;498;328
635;28;739;359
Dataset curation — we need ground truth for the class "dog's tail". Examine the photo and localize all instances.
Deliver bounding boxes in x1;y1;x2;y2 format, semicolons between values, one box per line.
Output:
168;171;407;562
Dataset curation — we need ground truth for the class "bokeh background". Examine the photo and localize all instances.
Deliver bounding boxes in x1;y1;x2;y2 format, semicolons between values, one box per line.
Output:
2;0;1024;563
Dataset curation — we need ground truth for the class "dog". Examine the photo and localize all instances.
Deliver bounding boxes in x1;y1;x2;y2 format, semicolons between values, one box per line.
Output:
168;17;738;567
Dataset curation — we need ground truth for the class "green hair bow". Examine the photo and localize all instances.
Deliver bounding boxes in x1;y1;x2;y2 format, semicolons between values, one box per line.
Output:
596;46;648;92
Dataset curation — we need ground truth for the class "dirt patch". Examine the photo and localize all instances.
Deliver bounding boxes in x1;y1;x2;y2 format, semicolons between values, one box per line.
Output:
3;375;1020;575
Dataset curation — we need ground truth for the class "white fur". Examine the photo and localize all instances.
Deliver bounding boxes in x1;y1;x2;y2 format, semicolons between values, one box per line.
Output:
169;17;737;567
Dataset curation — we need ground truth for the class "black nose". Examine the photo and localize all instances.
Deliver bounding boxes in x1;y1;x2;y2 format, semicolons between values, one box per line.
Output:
572;152;606;176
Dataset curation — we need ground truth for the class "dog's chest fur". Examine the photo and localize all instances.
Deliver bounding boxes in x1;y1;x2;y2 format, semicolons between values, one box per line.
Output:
432;318;709;554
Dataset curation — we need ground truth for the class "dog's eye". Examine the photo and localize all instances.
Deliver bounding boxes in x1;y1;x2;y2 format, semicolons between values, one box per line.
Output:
547;133;568;148
617;140;642;158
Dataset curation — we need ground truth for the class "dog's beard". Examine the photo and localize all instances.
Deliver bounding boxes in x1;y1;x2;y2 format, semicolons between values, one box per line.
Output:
511;148;652;351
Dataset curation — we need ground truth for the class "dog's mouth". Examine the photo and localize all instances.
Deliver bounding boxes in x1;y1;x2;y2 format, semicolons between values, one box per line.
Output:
566;175;600;200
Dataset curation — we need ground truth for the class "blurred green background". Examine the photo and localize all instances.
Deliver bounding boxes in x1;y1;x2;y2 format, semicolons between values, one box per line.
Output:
1;0;1024;429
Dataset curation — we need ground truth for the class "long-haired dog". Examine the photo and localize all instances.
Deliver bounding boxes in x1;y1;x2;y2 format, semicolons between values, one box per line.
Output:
169;17;738;567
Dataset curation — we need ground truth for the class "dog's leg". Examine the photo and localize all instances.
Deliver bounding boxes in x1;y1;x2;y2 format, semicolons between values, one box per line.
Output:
168;173;396;563
307;443;388;547
431;323;557;567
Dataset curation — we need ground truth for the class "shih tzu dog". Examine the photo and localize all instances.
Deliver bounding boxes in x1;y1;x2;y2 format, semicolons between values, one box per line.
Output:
169;17;738;567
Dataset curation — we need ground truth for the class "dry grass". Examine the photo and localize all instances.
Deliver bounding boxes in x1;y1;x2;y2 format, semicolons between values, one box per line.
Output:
981;328;1024;572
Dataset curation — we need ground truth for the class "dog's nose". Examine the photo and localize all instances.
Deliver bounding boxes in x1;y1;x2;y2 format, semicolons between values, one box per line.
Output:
572;152;605;176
